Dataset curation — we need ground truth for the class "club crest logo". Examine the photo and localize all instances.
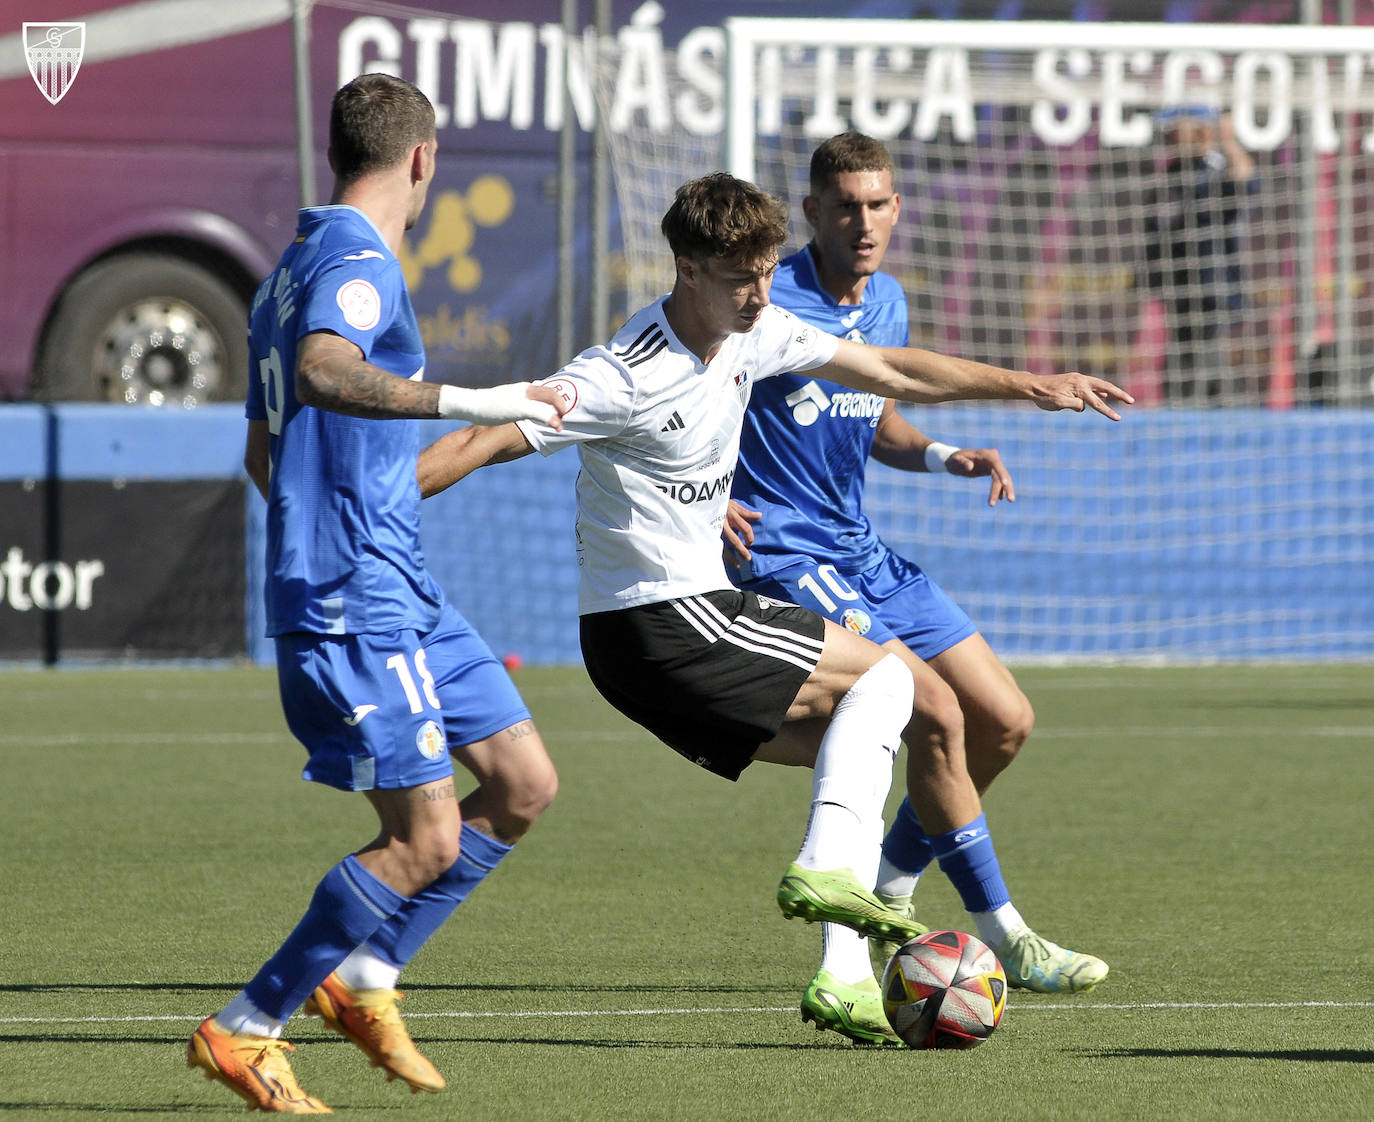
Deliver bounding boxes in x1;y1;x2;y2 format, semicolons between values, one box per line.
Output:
415;720;447;761
24;23;85;106
841;608;873;635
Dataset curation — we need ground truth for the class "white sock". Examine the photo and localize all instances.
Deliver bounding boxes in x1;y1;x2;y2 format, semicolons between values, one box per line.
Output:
795;655;911;873
214;991;284;1039
972;901;1025;949
819;922;875;984
334;942;402;992
819;814;887;984
797;801;864;870
874;854;921;902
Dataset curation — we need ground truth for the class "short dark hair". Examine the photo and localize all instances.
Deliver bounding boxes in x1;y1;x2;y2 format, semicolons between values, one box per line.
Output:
809;132;894;195
660;173;790;265
329;73;436;183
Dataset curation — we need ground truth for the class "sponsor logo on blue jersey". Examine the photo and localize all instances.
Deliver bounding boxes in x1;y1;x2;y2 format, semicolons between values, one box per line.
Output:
785;379;882;427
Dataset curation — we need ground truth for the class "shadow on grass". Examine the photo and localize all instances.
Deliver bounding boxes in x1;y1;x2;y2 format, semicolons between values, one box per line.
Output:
0;981;785;996
417;1035;858;1050
1083;1046;1374;1064
0;1029;852;1055
0;1107;226;1115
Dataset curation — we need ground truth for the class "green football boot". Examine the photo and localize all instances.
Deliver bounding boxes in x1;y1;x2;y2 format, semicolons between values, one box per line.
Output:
776;863;927;942
996;925;1109;993
800;968;901;1046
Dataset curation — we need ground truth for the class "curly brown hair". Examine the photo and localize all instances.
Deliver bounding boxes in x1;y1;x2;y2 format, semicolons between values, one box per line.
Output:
660;173;790;266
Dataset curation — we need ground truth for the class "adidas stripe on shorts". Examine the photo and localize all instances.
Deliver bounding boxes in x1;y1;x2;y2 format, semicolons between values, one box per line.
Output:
579;588;826;781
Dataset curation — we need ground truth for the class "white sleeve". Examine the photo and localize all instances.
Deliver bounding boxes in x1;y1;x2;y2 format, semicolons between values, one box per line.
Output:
753;305;840;380
515;348;635;455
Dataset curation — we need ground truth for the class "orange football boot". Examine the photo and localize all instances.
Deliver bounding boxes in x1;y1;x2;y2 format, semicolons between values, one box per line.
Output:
187;1017;331;1114
304;972;445;1093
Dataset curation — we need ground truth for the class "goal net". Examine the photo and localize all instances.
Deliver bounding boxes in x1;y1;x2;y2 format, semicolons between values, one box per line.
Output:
598;19;1374;660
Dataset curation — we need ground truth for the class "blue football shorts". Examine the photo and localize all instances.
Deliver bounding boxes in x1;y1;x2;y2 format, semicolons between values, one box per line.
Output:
275;601;531;791
738;550;976;662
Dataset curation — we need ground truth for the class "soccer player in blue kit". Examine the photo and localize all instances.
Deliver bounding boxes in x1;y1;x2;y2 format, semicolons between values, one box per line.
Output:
726;133;1109;1045
186;75;570;1113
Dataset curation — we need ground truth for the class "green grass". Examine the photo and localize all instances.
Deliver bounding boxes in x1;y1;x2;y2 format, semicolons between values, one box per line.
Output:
0;663;1370;1119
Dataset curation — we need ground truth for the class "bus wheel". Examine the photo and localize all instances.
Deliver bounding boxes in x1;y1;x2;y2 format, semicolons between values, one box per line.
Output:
35;253;249;406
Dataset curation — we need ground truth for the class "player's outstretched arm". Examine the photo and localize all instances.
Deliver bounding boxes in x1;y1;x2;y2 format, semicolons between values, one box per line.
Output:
295;331;568;428
417;421;534;499
870;403;1015;506
818;338;1133;420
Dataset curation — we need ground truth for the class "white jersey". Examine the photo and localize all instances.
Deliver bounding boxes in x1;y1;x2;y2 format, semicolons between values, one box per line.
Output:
517;299;839;614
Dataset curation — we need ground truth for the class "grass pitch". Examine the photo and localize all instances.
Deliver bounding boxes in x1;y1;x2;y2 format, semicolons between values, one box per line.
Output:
0;662;1370;1120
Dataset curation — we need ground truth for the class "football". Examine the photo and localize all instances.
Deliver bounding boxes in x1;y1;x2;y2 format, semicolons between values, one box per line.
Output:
880;929;1007;1049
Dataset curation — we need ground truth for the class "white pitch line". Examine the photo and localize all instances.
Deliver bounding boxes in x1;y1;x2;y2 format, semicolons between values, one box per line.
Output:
3;725;1371;749
3;999;1372;1027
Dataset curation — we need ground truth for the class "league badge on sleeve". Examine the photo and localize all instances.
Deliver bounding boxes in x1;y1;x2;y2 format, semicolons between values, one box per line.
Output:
543;377;579;413
336;279;381;331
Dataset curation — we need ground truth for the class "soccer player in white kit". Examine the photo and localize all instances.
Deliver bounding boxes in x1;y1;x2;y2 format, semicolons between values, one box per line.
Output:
418;172;1131;1038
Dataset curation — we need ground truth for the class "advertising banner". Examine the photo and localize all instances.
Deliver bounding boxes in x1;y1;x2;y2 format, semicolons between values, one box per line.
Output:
0;479;245;660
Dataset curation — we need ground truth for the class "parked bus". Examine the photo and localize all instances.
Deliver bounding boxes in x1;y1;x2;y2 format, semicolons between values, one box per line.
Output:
1;0;801;406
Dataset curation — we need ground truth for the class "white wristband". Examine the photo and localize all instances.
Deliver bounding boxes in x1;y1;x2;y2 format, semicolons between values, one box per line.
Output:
924;441;959;473
437;381;557;426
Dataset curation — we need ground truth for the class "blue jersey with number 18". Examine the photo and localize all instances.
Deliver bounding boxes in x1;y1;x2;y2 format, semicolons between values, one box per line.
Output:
733;246;910;578
245;204;443;638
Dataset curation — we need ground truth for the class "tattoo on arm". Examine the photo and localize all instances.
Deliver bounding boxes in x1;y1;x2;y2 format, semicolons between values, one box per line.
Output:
295;333;440;419
300;356;440;419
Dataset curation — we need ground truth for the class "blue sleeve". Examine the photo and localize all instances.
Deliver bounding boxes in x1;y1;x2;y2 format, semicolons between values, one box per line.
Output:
297;255;401;361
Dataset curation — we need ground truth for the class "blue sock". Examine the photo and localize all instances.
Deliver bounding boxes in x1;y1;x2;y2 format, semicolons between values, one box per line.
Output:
930;813;1011;913
367;823;513;969
881;796;936;875
244;855;407;1022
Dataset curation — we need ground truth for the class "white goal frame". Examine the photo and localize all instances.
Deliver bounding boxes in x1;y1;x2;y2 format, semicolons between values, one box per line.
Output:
723;19;1374;183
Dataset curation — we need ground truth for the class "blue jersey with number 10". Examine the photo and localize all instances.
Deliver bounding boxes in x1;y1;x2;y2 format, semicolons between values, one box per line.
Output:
245;204;443;638
733;246;910;578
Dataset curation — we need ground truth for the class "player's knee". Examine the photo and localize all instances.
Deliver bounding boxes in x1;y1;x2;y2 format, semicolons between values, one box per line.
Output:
906;676;965;754
841;653;915;747
406;831;464;889
510;754;559;828
967;694;1033;789
1005;693;1035;753
991;693;1035;761
865;652;916;706
489;751;558;839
